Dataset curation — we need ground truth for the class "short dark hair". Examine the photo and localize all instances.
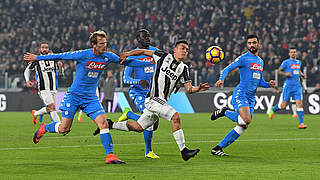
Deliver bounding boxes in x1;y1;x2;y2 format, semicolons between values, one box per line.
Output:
175;39;189;47
136;29;150;39
39;42;48;47
246;34;259;42
289;46;296;50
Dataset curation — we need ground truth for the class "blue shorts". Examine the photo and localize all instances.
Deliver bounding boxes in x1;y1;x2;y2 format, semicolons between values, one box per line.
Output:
128;88;146;113
232;88;255;116
282;83;302;102
59;91;105;120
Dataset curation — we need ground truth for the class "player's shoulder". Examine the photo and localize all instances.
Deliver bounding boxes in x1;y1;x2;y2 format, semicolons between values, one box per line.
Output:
148;46;159;51
153;49;168;57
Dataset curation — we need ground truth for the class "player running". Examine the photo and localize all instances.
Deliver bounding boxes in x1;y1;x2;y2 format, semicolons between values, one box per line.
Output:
24;42;62;124
108;40;210;161
93;29;160;159
269;47;308;129
210;35;276;156
24;30;152;164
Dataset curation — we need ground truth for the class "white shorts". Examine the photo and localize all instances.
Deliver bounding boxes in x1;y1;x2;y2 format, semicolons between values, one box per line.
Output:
137;97;176;129
38;90;57;105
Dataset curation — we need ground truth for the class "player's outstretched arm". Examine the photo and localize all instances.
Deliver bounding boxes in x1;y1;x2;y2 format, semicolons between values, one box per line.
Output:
120;49;154;63
215;80;224;87
123;66;147;88
24;53;37;62
184;82;210;94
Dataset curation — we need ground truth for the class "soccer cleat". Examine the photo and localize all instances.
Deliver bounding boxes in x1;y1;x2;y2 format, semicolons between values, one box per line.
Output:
106;119;114;129
105;153;126;164
145;151;160;159
33;123;46;144
268;109;274;120
117;107;131;122
93;127;100;136
292;114;298;118
298;123;308;129
211;107;229;121
211;148;229;157
32;110;37;125
181;147;200;161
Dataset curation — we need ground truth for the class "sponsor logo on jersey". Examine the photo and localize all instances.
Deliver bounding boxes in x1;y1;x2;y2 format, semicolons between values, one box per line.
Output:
86;61;106;70
250;63;263;72
139;57;153;62
161;66;178;80
291;64;300;69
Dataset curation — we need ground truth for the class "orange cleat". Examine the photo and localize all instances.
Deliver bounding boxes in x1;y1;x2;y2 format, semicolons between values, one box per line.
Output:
298;123;308;129
32;110;37;125
33;123;47;144
292;114;298;118
105;153;126;164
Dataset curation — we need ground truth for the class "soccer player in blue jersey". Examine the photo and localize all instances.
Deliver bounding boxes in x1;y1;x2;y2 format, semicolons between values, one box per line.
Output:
24;30;152;164
94;29;160;158
269;47;308;129
210;35;276;156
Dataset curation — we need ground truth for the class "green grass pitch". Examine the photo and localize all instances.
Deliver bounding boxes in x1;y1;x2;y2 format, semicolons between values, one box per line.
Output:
0;112;319;179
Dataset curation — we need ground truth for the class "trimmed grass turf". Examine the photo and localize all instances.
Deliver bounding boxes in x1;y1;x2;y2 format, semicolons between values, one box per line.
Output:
0;112;319;179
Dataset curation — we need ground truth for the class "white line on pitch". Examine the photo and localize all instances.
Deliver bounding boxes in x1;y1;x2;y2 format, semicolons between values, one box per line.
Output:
0;137;319;151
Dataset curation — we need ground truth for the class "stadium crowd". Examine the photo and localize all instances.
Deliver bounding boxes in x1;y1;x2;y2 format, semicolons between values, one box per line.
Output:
0;0;319;88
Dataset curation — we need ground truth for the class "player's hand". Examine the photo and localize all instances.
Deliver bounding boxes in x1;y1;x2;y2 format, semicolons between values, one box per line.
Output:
139;80;149;89
24;53;37;62
57;61;63;67
119;52;129;64
198;82;210;91
215;80;224;87
26;81;33;88
269;80;276;87
302;75;307;79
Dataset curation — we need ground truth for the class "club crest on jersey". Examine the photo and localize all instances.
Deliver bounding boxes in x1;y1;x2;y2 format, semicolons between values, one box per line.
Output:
139;57;153;62
250;63;263;72
86;61;106;70
291;64;300;69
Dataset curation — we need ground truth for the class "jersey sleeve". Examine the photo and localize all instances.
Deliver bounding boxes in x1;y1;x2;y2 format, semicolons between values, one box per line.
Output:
122;57;153;67
180;65;192;84
219;56;243;81
37;50;85;61
258;76;270;88
152;50;167;63
123;66;140;85
24;62;35;82
280;60;287;70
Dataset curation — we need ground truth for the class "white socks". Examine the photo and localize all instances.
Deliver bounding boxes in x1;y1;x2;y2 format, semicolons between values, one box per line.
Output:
234;125;245;135
113;121;129;131
50;111;61;122
35;107;47;116
173;129;186;151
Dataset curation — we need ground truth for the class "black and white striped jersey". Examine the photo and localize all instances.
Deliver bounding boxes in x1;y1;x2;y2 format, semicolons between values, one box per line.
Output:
147;50;191;101
24;60;57;91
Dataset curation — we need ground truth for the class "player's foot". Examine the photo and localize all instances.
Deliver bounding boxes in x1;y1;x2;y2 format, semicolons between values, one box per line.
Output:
33;123;46;144
106;119;114;129
93;127;100;136
298;123;308;129
39;115;43;123
105;153;126;164
117;107;131;122
211;146;229;156
181;147;200;161
268;109;274;120
211;107;229;121
32;110;37;125
145;151;160;159
292;114;298;118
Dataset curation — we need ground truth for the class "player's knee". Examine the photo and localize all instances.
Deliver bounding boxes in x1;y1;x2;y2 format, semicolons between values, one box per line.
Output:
59;125;71;133
171;112;181;124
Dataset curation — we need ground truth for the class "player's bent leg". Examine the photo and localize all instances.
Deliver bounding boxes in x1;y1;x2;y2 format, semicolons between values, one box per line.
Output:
296;100;307;129
47;103;61;122
94;114;125;164
170;112;200;161
211;107;230;120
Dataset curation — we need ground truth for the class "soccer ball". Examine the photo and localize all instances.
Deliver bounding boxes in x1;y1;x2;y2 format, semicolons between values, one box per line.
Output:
205;46;224;64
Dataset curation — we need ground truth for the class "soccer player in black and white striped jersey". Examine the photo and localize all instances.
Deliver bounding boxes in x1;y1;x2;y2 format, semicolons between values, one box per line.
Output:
24;42;62;124
109;40;210;161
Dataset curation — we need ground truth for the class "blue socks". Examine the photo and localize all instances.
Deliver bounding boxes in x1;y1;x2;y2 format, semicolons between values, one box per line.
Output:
45;122;58;133
297;110;304;124
127;111;140;121
225;110;239;123
143;130;153;154
218;129;240;148
272;104;280;112
100;129;113;155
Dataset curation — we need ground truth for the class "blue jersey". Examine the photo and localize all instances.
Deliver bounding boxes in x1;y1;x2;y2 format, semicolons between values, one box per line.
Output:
123;46;158;93
37;49;150;99
220;52;269;96
280;59;302;86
